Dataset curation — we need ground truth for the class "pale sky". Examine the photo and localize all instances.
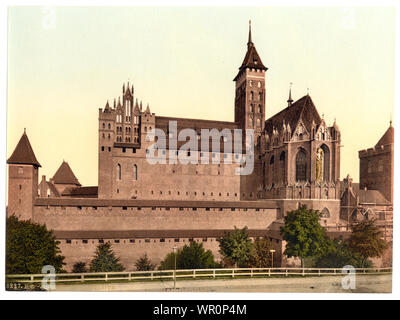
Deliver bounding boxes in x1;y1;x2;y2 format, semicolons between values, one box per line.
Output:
7;6;395;186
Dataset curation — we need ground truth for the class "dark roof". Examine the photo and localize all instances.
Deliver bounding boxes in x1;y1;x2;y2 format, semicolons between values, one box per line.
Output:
375;124;394;148
356;189;390;205
233;42;267;81
7;131;41;167
53;229;272;240
264;95;322;137
34;197;280;209
61;186;98;197
52;161;81;186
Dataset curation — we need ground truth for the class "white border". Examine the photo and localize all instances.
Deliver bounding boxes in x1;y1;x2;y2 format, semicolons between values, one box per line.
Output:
0;0;399;301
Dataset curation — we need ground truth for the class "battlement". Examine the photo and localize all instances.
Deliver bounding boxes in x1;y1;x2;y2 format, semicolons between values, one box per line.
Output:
359;143;393;158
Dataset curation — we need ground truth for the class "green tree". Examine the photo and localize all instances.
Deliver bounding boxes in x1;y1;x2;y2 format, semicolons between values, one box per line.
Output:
347;219;388;267
249;237;273;268
313;238;370;268
89;242;124;272
159;242;219;270
72;261;87;273
135;253;156;271
6;216;65;274
159;252;177;271
280;205;330;268
217;227;253;267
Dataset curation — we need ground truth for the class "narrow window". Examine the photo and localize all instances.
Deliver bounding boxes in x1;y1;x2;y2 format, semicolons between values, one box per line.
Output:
117;164;122;180
133;164;138;180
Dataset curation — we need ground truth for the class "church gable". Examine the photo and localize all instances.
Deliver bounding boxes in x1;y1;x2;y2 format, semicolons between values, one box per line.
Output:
265;95;322;140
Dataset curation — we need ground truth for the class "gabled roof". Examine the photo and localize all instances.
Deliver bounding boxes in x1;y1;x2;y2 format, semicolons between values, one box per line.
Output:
7;131;41;167
375;123;394;148
264;95;322;136
52;161;81;186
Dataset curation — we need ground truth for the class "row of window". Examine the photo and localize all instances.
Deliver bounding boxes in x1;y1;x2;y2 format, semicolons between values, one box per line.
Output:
64;237;280;245
50;205;268;212
65;238;213;245
249;91;263;101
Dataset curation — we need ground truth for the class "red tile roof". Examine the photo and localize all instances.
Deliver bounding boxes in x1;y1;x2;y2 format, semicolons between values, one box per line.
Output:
52;161;81;186
7;131;41;167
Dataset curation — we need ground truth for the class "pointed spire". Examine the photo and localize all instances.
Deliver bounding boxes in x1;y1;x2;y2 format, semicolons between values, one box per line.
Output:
105;100;110;111
123;83;125;94
248;20;253;48
114;98;116;108
7;130;41;167
287;82;294;107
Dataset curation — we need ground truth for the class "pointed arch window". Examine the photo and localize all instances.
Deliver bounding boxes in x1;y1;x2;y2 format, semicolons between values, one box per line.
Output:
296;149;307;181
117;164;122;181
279;151;286;183
133;164;138;180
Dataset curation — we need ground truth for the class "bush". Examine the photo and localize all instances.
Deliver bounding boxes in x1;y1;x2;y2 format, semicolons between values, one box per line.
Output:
72;262;87;273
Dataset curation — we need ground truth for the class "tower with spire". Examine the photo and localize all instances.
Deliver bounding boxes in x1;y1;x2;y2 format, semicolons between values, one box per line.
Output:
234;20;268;145
7;130;41;220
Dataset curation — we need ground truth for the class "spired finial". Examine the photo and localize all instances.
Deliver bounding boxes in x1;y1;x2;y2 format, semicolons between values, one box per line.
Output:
390;113;393;127
287;82;294;107
307;87;310;96
24;128;26;134
248;20;253;47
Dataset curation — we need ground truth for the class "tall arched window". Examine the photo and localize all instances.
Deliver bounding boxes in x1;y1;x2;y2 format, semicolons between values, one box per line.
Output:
316;144;330;181
133;164;138;180
296;149;307;181
117;164;122;181
279;151;286;183
269;155;275;186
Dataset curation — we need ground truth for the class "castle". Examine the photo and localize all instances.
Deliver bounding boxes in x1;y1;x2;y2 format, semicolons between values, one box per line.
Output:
7;24;346;270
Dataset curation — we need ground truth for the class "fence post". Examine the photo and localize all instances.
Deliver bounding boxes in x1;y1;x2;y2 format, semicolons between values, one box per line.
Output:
213;270;216;279
151;272;154;280
251;269;253;278
302;268;305;277
105;274;108;282
232;269;235;278
318;269;321;276
285;269;288;277
31;275;34;282
81;274;84;283
193;270;196;279
268;268;271;277
129;273;132;281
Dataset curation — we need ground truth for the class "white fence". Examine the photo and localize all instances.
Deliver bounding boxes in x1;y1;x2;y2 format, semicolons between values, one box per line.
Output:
6;267;392;285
